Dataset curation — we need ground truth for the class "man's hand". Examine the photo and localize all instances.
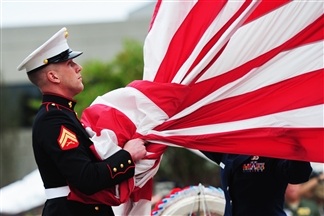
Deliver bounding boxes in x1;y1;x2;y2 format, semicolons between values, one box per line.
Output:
123;138;147;162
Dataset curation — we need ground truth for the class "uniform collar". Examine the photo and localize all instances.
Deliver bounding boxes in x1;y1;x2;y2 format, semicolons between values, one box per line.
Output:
42;93;77;110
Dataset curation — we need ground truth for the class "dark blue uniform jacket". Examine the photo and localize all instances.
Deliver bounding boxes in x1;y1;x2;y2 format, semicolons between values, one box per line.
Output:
202;152;312;216
33;94;135;216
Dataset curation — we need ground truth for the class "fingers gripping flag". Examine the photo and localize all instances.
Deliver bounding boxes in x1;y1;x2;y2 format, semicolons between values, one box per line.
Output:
69;1;324;215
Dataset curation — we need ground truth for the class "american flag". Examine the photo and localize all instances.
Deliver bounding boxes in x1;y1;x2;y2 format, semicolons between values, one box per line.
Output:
69;1;324;215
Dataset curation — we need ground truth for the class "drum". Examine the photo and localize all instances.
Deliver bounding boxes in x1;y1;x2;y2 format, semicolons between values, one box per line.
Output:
151;184;225;216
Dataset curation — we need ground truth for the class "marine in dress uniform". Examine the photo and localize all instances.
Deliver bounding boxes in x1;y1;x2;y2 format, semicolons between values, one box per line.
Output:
17;27;145;216
202;152;312;216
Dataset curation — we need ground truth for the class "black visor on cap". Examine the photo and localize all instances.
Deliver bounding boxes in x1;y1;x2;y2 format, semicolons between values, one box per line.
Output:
27;49;83;74
47;48;83;64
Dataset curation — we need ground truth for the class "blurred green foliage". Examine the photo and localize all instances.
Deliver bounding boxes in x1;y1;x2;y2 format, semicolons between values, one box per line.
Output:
74;39;144;115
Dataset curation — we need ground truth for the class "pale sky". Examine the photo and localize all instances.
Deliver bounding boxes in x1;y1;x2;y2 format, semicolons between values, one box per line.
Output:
1;1;153;28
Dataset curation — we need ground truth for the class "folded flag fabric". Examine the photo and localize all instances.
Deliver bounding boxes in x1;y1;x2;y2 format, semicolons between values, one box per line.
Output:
69;1;324;215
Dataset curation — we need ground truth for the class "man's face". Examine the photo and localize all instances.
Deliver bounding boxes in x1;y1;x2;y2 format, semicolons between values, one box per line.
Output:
285;183;301;202
56;59;84;98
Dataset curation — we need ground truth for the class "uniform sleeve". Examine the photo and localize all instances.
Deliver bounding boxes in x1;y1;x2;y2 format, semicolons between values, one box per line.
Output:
35;110;135;195
275;159;312;184
200;151;223;165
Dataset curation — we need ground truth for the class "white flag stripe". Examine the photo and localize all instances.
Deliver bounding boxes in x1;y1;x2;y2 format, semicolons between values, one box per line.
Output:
91;87;169;134
198;2;323;82
134;163;160;188
113;199;152;216
85;127;121;160
209;42;321;100
172;1;254;84
143;1;197;81
143;1;255;82
170;41;321;120
149;105;323;137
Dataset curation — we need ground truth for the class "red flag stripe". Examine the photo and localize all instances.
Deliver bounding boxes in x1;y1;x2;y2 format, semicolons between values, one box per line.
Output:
143;127;324;162
159;69;323;129
243;0;291;24
153;0;229;83
196;2;323;84
148;0;162;32
167;40;322;122
179;1;259;84
143;1;198;81
145;1;260;82
150;105;323;136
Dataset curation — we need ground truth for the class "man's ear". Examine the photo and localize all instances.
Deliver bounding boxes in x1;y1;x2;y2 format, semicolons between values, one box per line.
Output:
47;70;60;83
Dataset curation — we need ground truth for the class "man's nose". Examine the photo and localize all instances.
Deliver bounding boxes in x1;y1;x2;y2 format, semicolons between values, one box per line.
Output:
76;63;82;72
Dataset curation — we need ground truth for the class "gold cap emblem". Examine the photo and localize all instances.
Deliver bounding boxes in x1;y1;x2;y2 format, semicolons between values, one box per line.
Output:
64;30;69;38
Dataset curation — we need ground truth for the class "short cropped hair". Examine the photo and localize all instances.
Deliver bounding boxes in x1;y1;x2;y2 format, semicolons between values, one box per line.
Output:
27;63;59;88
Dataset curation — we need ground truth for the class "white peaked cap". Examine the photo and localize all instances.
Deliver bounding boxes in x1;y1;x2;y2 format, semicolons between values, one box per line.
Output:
17;27;82;73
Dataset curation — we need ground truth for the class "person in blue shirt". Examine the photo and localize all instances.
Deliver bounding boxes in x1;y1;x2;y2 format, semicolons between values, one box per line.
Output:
202;152;312;216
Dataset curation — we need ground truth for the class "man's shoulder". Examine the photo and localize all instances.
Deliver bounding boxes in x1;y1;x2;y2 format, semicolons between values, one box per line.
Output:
34;104;75;129
37;103;74;117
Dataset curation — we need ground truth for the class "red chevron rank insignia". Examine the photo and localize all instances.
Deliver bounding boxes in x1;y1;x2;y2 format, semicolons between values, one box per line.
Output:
57;126;79;150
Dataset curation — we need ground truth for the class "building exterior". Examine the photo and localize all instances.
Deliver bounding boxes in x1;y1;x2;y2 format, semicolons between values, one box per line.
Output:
2;2;156;84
